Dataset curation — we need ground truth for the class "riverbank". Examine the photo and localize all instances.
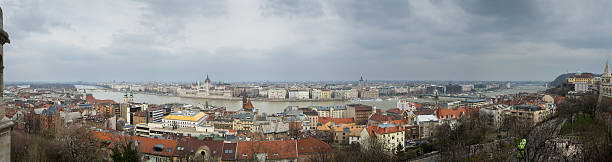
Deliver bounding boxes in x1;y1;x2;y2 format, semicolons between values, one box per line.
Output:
101;88;351;102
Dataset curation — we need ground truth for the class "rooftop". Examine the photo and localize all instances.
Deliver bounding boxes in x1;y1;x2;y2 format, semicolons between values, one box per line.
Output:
163;111;206;122
511;105;543;111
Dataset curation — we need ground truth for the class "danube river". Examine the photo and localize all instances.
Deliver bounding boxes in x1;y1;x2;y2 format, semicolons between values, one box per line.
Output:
76;84;545;114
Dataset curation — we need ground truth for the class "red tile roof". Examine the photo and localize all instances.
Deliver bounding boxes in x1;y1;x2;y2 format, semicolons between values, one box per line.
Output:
175;137;224;158
571;73;593;78
132;136;178;157
236;140;297;160
92;131;178;157
354;105;373;111
386;108;404;115
86;95;116;104
297;137;332;155
221;143;237;161
368;113;393;123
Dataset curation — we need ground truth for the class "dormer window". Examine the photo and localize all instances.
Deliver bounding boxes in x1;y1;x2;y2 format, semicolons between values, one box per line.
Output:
153;144;165;153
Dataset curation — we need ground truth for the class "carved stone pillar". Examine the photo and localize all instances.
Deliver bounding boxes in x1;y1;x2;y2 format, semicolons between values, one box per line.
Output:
0;7;13;162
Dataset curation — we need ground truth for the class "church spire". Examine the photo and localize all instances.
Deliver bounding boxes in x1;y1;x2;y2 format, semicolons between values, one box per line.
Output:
604;59;611;77
205;74;211;83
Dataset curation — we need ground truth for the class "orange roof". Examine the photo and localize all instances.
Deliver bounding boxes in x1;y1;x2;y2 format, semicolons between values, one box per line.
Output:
366;126;376;138
318;117;355;125
91;131;125;147
244;100;254;109
366;125;404;137
94;99;116;104
437;108;466;119
236;140;297;160
318;122;362;132
163;112;206;122
389;119;406;126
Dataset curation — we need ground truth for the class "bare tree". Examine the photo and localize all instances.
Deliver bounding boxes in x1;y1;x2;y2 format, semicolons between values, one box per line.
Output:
55;125;104;161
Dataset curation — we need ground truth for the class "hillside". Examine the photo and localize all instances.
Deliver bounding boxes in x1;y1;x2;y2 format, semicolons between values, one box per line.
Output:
550;73;601;87
550;73;573;87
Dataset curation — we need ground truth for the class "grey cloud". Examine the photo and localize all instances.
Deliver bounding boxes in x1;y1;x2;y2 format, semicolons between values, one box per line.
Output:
2;0;612;82
259;0;324;18
333;1;412;30
135;0;228;35
2;0;71;39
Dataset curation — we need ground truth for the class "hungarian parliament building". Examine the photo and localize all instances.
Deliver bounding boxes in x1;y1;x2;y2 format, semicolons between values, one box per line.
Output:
178;75;233;98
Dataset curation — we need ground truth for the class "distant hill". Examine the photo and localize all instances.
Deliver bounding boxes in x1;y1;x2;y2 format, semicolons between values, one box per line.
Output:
550;73;601;87
550;73;573;87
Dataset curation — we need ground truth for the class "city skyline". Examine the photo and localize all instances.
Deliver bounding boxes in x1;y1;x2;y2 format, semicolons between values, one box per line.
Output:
2;0;611;82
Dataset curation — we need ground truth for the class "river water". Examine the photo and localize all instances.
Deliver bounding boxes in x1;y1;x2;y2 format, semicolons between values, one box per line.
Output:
75;84;545;114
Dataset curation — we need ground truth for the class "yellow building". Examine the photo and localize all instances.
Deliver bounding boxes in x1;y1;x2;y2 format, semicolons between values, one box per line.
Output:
503;104;556;125
230;113;255;131
161;111;206;128
317;122;364;144
360;124;405;153
321;90;332;99
567;72;595;85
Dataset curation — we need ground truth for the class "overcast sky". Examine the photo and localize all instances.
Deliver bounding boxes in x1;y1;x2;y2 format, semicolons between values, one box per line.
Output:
1;0;611;82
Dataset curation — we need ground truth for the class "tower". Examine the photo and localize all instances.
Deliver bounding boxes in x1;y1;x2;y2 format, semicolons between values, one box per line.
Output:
82;89;87;100
433;89;439;105
122;90;130;103
205;74;211;84
242;88;254;111
129;90;134;103
601;59;612;98
358;76;364;89
203;74;211;96
242;88;248;108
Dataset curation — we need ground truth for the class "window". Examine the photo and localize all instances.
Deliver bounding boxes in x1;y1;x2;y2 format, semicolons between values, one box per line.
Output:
167;148;172;152
224;150;233;154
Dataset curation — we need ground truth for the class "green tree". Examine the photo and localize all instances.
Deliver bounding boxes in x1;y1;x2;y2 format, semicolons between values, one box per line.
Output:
111;143;139;162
